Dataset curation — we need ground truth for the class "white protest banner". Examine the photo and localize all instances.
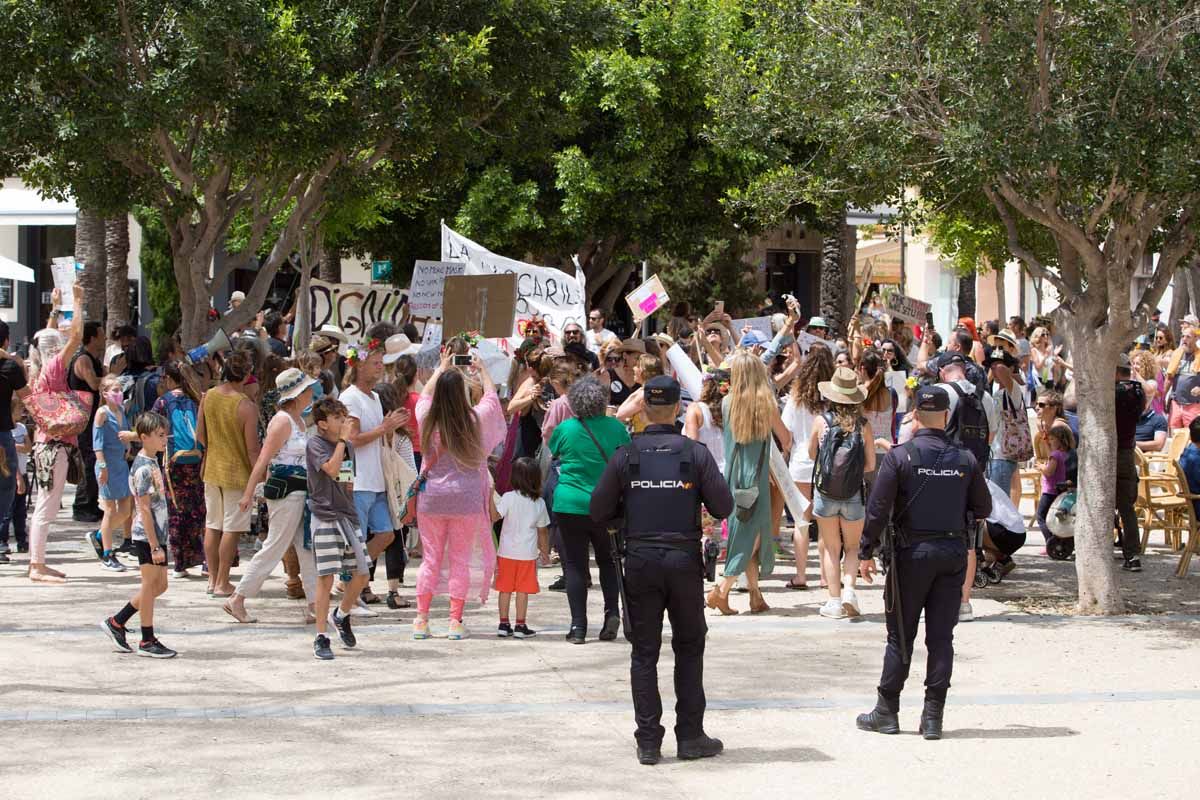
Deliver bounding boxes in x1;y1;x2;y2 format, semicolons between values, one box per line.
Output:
886;370;909;412
308;280;409;343
731;316;774;343
51;256;79;311
409;260;465;317
885;292;931;324
625;274;669;323
442;223;586;342
421;322;443;349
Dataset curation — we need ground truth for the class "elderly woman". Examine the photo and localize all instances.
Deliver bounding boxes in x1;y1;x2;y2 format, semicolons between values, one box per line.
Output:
548;374;631;644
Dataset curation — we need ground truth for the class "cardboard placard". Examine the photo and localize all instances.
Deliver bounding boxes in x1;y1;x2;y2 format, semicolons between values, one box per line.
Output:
625;274;670;323
731;316;774;343
885;292;931;324
409;260;466;317
885;370;909;412
442;274;518;339
794;330;826;352
51;256;79;311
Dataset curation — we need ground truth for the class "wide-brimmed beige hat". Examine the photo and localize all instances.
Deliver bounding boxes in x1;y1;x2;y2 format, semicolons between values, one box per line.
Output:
818;367;867;405
316;323;349;344
988;329;1019;354
275;367;318;403
616;338;647;355
382;333;420;364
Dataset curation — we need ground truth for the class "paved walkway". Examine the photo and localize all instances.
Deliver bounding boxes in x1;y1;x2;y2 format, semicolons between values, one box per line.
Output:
1;499;1196;799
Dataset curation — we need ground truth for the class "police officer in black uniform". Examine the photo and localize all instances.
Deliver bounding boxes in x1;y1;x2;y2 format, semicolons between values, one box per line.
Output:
856;385;991;739
590;375;734;765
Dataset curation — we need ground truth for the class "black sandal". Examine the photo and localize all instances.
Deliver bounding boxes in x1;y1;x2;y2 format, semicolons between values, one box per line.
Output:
785;577;808;590
386;591;411;609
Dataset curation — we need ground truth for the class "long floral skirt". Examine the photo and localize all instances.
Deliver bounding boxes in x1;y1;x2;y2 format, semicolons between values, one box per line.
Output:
166;461;206;571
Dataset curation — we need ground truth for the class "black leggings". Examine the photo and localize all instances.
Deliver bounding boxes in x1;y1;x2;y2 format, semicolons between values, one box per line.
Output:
1036;492;1059;544
384;526;409;584
556;512;620;631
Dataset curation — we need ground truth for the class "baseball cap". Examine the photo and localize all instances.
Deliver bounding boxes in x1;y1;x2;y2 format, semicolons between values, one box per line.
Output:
939;352;967;368
915;385;950;412
644;375;681;405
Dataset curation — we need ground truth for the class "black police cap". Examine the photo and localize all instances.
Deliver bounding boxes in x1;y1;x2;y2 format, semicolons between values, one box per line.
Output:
915;384;950;412
645;375;681;405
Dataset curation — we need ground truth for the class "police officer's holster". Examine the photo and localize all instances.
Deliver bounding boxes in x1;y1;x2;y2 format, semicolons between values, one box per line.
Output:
620;436;709;748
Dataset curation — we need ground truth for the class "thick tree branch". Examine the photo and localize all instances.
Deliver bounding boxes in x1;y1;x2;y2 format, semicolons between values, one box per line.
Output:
982;184;1070;298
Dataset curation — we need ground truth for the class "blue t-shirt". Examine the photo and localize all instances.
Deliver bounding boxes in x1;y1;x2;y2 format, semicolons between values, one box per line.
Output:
1135;409;1167;446
1180;444;1200;517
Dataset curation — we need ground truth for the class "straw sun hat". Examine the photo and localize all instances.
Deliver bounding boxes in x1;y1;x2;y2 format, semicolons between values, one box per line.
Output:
818;367;867;405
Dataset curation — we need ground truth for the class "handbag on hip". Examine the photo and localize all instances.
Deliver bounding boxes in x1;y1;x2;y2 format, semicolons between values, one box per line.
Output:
730;440;768;522
26;389;93;439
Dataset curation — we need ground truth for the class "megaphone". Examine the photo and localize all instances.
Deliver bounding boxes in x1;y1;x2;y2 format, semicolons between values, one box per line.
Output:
185;328;232;365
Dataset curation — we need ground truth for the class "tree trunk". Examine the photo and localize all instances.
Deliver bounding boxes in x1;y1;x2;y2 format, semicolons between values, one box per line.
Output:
991;258;1006;322
1060;318;1125;614
818;215;853;335
957;272;976;319
1168;261;1190;335
318;249;341;282
104;215;131;330
75;208;107;324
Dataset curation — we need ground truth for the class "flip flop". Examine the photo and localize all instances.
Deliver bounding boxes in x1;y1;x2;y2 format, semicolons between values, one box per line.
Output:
222;602;257;624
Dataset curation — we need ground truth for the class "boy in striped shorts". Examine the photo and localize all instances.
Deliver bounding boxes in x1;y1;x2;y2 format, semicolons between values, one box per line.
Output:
307;397;372;660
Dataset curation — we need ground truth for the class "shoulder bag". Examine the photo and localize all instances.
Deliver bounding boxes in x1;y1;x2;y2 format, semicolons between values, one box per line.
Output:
729;439;768;522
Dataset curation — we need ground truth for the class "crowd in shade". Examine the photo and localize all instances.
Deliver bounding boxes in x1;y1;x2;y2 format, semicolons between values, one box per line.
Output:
0;282;1181;660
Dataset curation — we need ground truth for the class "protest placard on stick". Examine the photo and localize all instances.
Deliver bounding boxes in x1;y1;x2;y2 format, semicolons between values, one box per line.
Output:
442;274;518;339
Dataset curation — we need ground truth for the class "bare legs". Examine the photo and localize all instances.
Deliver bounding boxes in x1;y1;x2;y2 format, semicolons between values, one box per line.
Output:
204;528;240;595
99;497;132;554
817;516;863;599
791;482;813;585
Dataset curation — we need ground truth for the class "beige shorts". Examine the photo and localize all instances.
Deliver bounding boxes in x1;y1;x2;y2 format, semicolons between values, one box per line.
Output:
204;483;252;533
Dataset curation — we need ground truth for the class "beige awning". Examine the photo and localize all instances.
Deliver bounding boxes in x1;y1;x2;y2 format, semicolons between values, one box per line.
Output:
856;239;901;284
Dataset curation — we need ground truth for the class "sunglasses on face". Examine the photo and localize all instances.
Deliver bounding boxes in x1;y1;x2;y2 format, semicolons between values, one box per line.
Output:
564;330;582;338
1036;402;1056;409
605;356;619;365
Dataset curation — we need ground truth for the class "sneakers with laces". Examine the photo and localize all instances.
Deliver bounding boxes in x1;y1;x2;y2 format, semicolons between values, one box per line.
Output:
548;575;567;592
101;555;126;572
412;618;431;640
313;634;334;660
447;620;469;640
841;587;861;618
513;624;537;638
100;617;132;653
819;598;846;619
497;622;513;637
328;609;357;648
958;601;974;622
1123;557;1142;572
85;530;103;559
348;597;380;618
137;639;177;659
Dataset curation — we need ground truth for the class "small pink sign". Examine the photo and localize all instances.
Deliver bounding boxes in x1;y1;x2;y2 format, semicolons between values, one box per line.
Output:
639;294;659;314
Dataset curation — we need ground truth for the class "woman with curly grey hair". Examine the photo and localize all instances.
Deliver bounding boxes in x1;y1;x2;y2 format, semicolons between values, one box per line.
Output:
547;374;631;643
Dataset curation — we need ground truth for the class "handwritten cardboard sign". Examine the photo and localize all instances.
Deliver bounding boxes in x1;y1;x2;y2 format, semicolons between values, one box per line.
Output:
885;293;931;324
442;274;518;339
625;274;670;324
794;330;826;352
731;316;774;343
409;260;466;317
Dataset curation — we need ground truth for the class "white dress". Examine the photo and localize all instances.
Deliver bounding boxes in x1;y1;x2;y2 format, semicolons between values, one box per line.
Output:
696;402;725;472
782;396;818;483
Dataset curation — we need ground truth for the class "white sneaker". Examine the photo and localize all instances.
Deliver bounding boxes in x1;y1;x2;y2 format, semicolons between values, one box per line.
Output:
349;599;380;618
841;587;860;617
819;598;846;619
171;570;189;579
959;601;974;622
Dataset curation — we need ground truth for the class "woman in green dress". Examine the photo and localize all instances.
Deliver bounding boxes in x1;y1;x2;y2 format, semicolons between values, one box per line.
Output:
707;351;791;615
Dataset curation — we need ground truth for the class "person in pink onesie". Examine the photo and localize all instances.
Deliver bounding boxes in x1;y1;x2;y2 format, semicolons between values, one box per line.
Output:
413;349;505;640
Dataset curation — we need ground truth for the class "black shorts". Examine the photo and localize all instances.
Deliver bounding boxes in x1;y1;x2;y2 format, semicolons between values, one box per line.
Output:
130;540;170;567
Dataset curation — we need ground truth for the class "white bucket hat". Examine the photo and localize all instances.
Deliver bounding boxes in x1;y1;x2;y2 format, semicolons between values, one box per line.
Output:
275;367;318;403
382;333;421;364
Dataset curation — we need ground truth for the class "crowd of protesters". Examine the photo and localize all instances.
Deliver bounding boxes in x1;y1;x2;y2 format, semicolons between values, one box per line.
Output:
1;281;1185;660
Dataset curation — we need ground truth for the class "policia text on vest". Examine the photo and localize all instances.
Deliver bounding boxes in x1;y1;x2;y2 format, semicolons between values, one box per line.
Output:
855;384;991;741
590;376;733;766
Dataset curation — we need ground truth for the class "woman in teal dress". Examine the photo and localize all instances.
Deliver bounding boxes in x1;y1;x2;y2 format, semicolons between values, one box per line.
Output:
707;351;791;615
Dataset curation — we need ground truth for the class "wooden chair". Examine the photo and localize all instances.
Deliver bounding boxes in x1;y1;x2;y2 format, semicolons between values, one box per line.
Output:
1172;461;1200;577
1135;449;1187;551
1167;429;1189;462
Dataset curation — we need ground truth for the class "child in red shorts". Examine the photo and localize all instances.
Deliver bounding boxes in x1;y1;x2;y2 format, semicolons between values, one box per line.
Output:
490;457;550;638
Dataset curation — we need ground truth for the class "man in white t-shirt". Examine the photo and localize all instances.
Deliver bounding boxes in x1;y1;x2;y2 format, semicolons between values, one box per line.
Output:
340;343;406;605
585;309;618;354
983;331;1026;501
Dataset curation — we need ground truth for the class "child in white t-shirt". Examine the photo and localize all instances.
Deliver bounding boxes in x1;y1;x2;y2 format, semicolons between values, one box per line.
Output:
489;457;550;639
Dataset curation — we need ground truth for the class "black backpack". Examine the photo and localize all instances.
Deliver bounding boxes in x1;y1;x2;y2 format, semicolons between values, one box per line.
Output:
814;412;866;501
946;382;990;465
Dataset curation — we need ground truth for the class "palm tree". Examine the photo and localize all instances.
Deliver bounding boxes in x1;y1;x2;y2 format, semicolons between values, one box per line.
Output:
318;249;341;282
74;208;107;324
957;272;976;320
105;215;130;330
818;213;855;335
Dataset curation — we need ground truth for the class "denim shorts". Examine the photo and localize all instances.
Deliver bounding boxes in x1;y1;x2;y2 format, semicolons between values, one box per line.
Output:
813;490;866;522
353;490;393;535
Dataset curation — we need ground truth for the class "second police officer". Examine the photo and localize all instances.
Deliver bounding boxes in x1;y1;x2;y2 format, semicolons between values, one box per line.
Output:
856;384;991;739
590;375;734;766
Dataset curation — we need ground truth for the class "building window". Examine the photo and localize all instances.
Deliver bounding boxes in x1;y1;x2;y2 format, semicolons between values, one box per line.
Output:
0;279;13;309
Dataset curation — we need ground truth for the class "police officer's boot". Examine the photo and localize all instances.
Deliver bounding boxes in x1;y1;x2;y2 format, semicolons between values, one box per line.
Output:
919;694;945;740
677;734;724;760
637;744;662;766
855;691;900;735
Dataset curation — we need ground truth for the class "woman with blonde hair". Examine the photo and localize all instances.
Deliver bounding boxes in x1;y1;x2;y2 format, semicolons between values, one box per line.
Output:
808;367;876;618
707;351;791;615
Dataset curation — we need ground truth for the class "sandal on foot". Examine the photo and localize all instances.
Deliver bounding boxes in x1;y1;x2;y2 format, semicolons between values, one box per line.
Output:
785;578;809;590
222;602;257;624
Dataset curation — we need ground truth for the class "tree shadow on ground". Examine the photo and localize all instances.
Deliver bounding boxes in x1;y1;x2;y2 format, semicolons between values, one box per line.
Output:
935;724;1079;739
701;745;834;764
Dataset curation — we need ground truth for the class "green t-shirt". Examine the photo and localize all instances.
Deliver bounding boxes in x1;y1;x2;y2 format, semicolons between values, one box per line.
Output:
548;415;631;515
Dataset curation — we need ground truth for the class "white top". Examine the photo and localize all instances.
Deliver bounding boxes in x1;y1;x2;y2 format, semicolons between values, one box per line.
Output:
696;402;725;472
494;490;550;560
339;385;386;492
585;328;618;354
12;422;28;473
990;380;1026;460
271;412;308;467
782;396;818;483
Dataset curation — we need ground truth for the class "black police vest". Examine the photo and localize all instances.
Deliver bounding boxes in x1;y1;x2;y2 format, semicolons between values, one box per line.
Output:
622;435;703;543
897;442;971;534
